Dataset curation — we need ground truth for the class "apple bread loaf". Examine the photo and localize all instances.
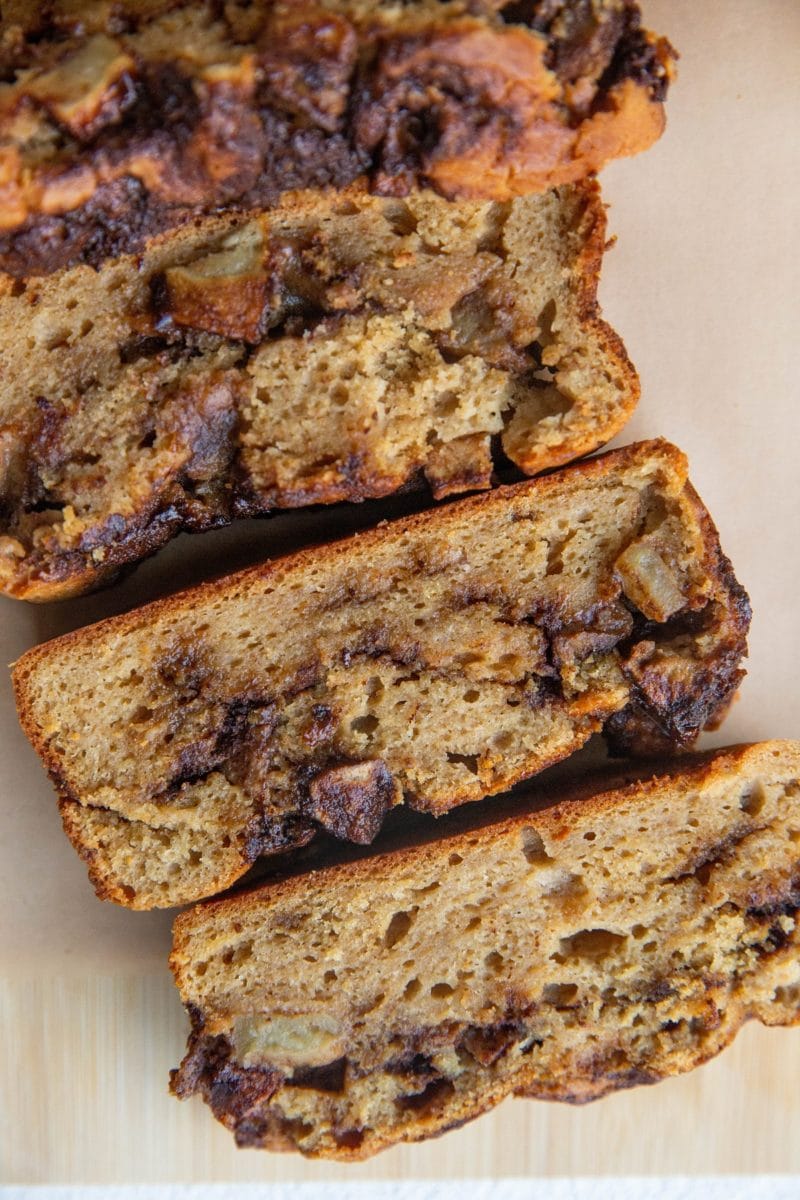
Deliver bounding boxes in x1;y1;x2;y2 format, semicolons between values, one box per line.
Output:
0;0;675;266
13;441;751;909
169;741;800;1158
0;182;638;601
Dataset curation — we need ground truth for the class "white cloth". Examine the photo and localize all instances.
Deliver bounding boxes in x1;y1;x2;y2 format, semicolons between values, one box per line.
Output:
2;1179;797;1200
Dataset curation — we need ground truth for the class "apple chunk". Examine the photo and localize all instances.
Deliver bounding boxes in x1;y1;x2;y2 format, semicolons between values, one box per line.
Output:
28;34;136;140
155;225;270;342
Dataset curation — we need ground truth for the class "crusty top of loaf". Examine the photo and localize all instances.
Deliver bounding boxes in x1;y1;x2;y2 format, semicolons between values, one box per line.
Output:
0;0;675;273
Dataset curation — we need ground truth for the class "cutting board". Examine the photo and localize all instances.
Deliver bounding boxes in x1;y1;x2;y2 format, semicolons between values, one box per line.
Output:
3;1;799;1183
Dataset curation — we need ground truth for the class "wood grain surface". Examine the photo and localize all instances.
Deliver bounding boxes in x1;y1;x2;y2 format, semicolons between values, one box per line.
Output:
2;0;799;1184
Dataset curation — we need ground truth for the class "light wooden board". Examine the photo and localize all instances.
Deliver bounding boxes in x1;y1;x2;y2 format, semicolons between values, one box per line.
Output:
2;0;799;1184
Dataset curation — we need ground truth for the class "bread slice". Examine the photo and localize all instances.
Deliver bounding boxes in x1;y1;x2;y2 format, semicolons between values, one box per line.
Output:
0;0;675;269
169;741;800;1158
13;441;750;909
0;182;638;601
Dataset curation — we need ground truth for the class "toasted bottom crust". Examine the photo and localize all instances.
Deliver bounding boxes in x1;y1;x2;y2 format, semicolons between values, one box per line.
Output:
169;742;800;1158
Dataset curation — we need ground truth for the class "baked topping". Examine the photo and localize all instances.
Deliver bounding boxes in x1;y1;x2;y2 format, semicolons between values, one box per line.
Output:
0;0;675;269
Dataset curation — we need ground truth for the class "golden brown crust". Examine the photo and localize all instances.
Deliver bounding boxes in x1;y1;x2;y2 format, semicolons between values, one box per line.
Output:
13;440;750;909
0;182;639;601
0;0;676;271
169;741;800;1158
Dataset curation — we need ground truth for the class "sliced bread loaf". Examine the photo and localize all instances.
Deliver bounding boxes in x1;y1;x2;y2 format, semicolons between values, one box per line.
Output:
169;741;800;1158
13;441;750;908
0;183;637;599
